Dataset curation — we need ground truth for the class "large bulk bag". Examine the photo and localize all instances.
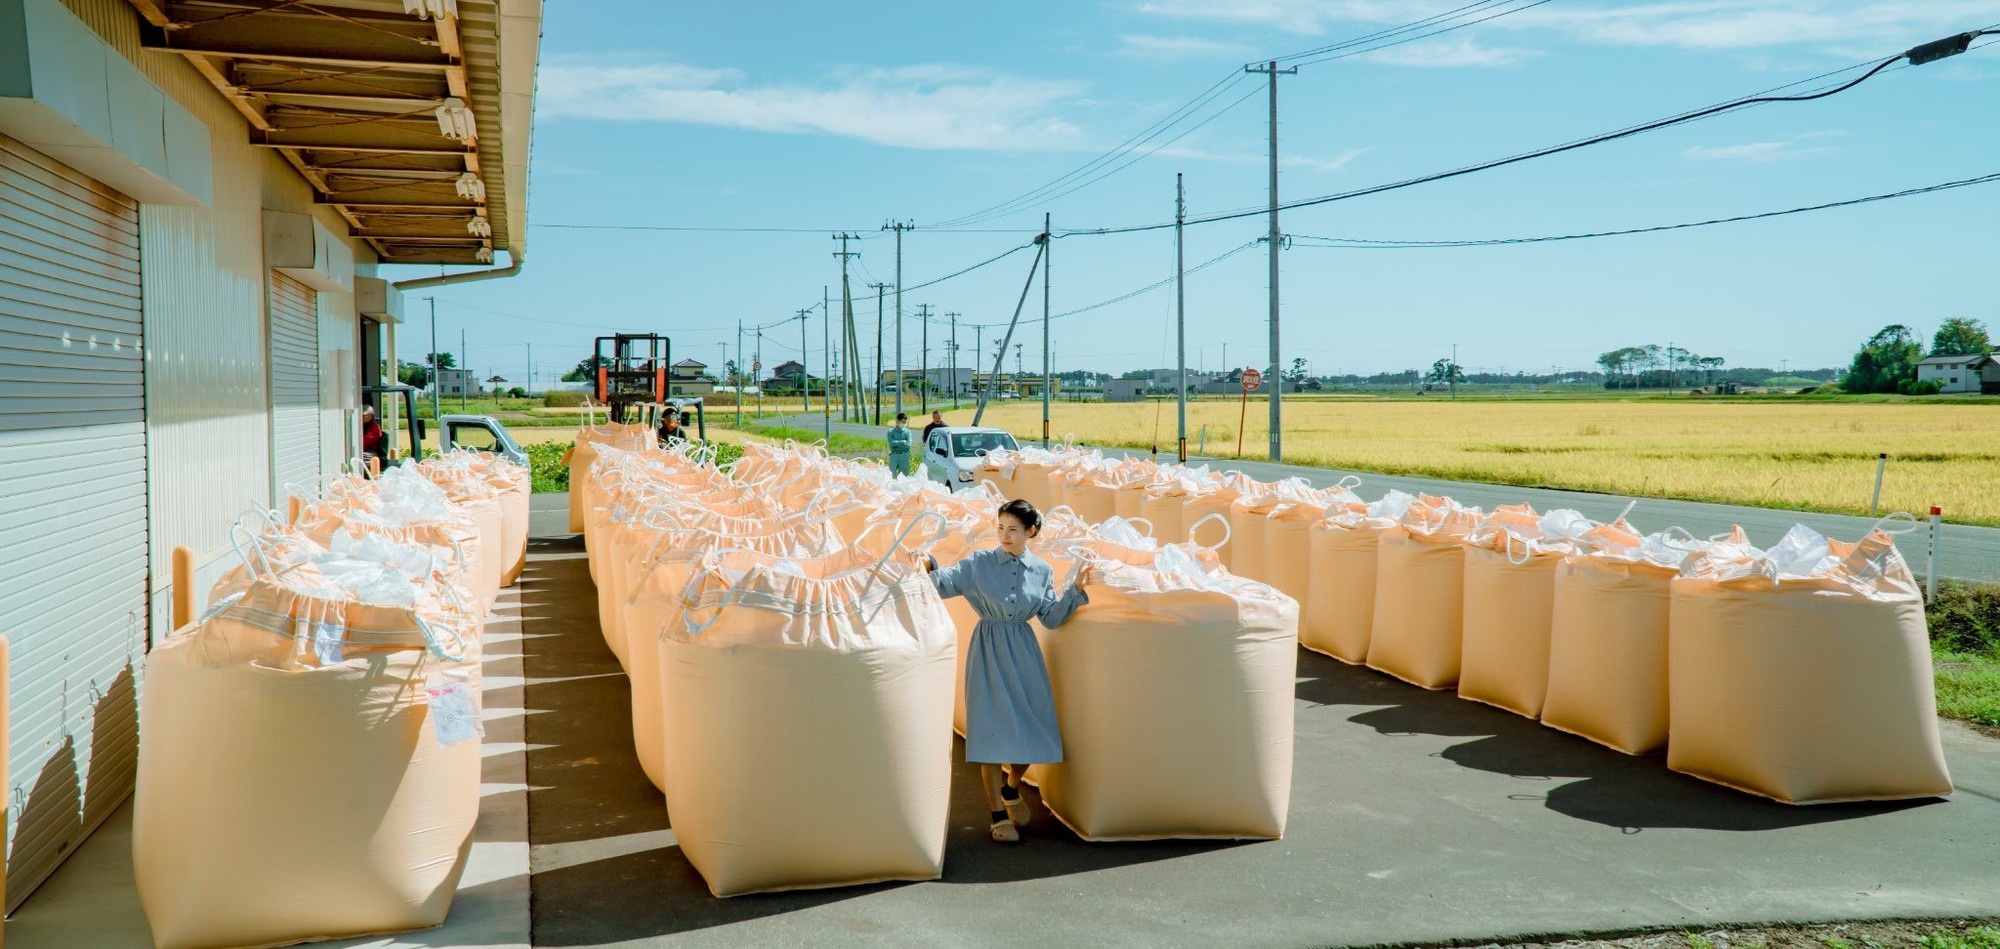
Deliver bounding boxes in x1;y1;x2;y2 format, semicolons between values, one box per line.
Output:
489;460;531;585
1227;493;1274;583
619;517;843;793
1540;523;1701;755
1183;474;1254;570
850;501;995;738
1034;539;1297;841
1667;524;1951;804
661;547;957;897
1109;463;1158;522
1366;496;1482;690
136;545;481;949
1455;505;1591;719
1260;478;1363;604
1299;491;1412;663
568;414;654;538
1057;463;1119;525
1138;482;1190;545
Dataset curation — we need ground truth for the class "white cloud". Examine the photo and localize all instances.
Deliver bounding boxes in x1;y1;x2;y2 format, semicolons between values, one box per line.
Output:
1287;147;1370;172
539;58;1087;151
1136;1;2000;54
1360;35;1540;67
1683;133;1841;162
1115;34;1252;59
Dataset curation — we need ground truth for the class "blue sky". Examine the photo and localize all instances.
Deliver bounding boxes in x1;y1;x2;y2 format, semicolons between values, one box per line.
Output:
384;1;2000;386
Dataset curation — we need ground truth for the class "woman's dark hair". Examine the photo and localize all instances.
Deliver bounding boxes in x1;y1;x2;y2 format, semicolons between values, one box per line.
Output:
997;499;1042;535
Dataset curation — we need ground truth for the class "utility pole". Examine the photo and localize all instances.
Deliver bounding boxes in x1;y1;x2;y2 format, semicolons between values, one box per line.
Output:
1176;173;1188;462
1041;212;1052;448
834;234;860;422
883;220;912;416
736;320;744;429
459;327;467;412
525;342;532;397
869;281;890;425
819;290;829;438
973;324;984;407
755;328;764;420
1451;342;1459;400
948;312;960;409
917;303;932;414
426;296;439;423
1246;59;1296;462
797;307;812;416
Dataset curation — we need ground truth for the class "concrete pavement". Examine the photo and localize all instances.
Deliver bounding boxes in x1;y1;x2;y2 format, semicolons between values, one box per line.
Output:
518;493;2000;948
760;414;2000;583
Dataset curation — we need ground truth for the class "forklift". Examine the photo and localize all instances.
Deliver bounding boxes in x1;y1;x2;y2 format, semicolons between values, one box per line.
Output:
591;333;706;441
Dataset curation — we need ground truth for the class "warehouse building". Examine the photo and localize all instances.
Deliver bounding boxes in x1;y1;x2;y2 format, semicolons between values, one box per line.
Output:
0;0;541;908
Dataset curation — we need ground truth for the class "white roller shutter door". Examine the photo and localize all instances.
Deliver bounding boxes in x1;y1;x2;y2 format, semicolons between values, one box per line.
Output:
268;271;319;498
0;134;148;910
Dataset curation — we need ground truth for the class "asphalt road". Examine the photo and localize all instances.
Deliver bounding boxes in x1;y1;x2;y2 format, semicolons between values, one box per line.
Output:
521;495;2000;948
760;415;2000;583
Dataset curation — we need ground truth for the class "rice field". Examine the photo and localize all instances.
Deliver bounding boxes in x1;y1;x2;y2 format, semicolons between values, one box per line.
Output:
946;398;2000;525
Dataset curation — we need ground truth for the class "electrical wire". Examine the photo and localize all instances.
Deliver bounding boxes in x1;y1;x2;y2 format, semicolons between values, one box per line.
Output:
923;1;1559;230
1290;0;1556;68
1061;33;1991;238
1284;170;2000;249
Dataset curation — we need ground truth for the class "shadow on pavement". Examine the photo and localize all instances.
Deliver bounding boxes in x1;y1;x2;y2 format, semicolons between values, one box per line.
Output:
520;536;1236;945
1293;649;1944;833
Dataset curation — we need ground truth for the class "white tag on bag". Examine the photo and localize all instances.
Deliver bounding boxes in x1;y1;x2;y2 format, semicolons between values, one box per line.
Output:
426;668;483;747
312;621;346;665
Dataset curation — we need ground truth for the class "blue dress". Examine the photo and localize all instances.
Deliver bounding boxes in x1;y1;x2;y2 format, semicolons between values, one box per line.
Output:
932;547;1088;764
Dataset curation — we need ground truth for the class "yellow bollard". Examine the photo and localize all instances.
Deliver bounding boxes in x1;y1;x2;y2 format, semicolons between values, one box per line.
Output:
171;545;194;631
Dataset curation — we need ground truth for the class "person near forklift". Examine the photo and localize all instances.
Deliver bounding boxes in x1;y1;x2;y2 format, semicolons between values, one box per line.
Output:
362;404;388;468
888;412;913;475
658;410;685;447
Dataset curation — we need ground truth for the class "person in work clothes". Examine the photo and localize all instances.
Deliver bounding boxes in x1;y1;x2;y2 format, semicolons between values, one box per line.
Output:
927;499;1094;842
887;412;913;475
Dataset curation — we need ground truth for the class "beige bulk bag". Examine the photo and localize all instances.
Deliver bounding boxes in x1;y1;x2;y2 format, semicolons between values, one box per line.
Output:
619;516;843;792
1666;524;1951;804
492;464;531;585
1539;521;1691;755
1366;495;1482;690
1139;482;1190;545
1227;493;1275;582
850;499;994;738
1009;457;1057;510
661;544;956;897
1183;474;1253;570
1059;466;1120;525
1034;539;1297;841
1107;461;1157;522
1260;480;1362;603
1299;493;1411;663
1456;505;1587;719
567;411;655;535
136;559;481;949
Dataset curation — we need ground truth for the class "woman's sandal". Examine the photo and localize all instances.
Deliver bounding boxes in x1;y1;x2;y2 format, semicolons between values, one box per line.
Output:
990;818;1020;843
1000;784;1031;827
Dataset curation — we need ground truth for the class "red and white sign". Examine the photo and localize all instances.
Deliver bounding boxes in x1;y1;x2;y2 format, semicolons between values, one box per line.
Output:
752;360;762;372
1241;368;1263;391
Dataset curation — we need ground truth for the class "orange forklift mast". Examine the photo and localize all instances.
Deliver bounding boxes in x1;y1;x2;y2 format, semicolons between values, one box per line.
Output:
591;333;671;424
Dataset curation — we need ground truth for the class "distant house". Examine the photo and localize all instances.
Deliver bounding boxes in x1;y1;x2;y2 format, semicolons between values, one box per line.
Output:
1104;379;1148;402
668;358;714;396
435;368;477;398
1916;353;1999;394
763;360;808;389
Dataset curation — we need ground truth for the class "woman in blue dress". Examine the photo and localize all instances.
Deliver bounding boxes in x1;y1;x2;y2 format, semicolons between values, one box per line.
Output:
927;499;1093;843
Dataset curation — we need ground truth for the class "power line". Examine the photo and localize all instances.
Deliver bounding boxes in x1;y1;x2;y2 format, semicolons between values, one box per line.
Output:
1290;0;1557;68
1060;31;1997;238
1270;0;1526;63
1284;170;2000;250
913;239;1260;330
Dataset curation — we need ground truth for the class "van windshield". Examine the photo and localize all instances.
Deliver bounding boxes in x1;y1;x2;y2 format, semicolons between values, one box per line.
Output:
951;432;1017;457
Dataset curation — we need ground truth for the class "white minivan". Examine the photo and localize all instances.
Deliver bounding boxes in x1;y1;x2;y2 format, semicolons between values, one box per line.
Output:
921;426;1019;489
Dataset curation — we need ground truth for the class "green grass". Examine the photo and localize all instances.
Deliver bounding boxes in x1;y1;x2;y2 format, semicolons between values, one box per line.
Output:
1936;652;2000;728
1925;581;1999;728
741;423;885;456
1920;927;2000;949
521;439;743;494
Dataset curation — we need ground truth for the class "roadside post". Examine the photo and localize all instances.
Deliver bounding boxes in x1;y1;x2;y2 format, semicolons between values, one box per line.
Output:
1927;505;1942;603
1871;452;1887;515
1237;367;1262;458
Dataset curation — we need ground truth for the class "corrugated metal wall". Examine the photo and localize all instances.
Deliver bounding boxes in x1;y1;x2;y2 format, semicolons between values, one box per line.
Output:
0;134;149;911
319;291;359;471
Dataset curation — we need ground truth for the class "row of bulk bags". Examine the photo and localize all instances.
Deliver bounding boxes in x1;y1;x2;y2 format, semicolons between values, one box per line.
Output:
425;450;532;585
662;543;957;896
138;520;485;949
567;411;656;555
295;465;500;615
1031;530;1298;841
1252;477;1363;605
1667;523;1951;804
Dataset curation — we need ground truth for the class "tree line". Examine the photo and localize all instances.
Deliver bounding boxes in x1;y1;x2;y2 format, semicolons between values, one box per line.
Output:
1843;317;1990;394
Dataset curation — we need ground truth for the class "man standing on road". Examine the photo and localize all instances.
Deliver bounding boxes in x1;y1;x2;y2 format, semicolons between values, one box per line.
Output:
888;412;913;475
923;410;946;445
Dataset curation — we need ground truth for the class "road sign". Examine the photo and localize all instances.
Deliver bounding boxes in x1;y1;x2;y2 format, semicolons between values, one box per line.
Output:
752;360;761;372
1241;368;1263;391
